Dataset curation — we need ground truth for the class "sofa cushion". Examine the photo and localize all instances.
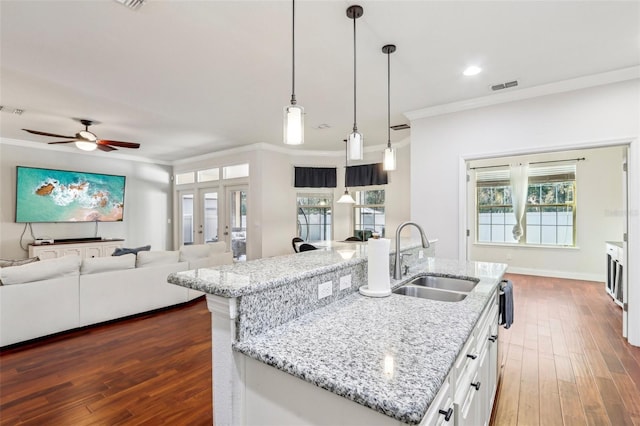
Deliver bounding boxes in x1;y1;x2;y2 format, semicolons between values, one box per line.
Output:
179;242;227;262
0;257;40;268
136;250;180;268
0;255;80;285
112;245;151;256
81;253;136;275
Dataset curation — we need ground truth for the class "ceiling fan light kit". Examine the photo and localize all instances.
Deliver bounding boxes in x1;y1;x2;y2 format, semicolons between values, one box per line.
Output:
283;0;304;145
22;119;140;153
346;5;364;161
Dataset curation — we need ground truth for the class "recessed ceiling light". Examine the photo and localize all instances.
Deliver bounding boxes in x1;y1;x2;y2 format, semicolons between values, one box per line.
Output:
463;66;482;76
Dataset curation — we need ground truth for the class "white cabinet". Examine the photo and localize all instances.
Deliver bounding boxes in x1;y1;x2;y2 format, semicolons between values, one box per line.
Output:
29;240;124;260
421;374;455;425
454;288;499;426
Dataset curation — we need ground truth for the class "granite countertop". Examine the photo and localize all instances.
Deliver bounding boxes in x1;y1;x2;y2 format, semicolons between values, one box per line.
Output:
168;238;432;298
234;258;507;424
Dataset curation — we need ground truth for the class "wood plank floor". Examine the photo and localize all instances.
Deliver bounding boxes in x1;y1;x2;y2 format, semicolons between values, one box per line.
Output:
491;274;640;426
1;274;639;425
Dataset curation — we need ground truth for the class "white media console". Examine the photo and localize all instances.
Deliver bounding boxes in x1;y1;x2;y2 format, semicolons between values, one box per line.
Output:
29;239;124;260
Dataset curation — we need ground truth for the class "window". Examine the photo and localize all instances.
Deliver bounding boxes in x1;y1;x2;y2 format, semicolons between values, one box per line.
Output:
175;172;195;185
223;164;249;180
353;189;385;239
198;168;219;183
476;164;576;246
297;194;332;241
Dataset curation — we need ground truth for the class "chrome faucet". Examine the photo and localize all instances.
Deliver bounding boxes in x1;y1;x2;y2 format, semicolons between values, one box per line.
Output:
394;221;430;280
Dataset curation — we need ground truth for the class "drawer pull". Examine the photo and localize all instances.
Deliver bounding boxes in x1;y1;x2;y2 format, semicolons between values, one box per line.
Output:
466;353;477;360
471;381;481;391
438;408;453;422
488;335;498;342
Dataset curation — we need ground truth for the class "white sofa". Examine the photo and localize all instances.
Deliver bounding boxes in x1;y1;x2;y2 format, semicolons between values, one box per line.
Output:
0;242;232;347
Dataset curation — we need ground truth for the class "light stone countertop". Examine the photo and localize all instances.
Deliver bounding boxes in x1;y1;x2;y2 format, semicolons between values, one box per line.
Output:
168;238;430;298
168;241;507;424
233;258;507;424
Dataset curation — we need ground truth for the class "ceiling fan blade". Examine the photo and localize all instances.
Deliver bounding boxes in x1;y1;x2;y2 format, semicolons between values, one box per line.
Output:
47;140;79;145
23;129;76;139
97;139;140;149
97;144;117;152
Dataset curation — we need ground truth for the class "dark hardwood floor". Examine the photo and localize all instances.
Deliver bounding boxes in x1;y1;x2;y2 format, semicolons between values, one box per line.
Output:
0;300;213;425
1;274;639;425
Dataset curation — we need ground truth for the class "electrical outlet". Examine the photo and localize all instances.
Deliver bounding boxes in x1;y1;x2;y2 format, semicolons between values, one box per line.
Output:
418;250;424;259
339;274;352;291
318;281;333;299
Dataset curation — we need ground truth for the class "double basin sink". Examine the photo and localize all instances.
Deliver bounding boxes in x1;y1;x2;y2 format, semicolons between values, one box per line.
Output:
393;275;479;302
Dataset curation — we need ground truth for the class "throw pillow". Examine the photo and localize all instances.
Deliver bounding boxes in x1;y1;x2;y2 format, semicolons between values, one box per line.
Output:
0;257;40;268
179;244;211;262
81;253;136;275
112;245;151;256
136;250;180;268
0;255;81;285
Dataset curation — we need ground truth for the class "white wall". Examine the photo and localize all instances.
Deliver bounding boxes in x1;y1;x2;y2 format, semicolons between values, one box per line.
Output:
467;146;625;281
0;142;174;259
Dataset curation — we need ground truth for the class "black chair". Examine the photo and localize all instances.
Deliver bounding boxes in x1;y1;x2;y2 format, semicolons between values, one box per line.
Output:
344;236;362;242
292;237;304;253
298;243;318;252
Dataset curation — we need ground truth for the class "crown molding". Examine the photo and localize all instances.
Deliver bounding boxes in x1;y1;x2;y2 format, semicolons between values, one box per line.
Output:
405;66;640;121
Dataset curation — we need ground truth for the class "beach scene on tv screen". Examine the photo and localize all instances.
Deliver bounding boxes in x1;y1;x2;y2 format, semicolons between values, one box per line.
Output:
16;167;125;222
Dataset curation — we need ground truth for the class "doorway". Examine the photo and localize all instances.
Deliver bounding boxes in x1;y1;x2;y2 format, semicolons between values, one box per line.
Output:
178;188;219;246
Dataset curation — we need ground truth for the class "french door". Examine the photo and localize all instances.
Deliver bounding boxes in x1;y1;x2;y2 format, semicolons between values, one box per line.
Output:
178;188;220;246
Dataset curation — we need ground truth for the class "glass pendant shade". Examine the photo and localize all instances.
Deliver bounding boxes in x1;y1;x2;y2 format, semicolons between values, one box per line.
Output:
284;104;304;145
348;131;363;160
75;141;97;151
383;146;396;171
337;189;356;204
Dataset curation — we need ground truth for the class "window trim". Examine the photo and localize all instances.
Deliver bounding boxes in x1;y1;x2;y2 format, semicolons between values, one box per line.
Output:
296;192;333;242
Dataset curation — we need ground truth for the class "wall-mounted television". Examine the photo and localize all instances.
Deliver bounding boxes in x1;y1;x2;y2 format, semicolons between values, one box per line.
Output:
15;166;126;223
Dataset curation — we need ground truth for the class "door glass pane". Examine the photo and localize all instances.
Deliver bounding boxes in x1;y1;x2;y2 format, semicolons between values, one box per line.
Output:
176;172;195;185
181;194;194;245
230;189;247;261
203;192;218;243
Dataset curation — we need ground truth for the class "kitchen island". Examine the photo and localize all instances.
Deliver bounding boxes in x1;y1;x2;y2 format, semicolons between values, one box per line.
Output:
168;240;507;425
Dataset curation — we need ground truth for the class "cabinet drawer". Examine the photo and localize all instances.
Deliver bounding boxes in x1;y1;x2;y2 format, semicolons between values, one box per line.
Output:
420;374;454;425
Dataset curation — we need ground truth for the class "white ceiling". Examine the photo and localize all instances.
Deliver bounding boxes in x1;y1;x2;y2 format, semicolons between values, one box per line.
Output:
1;0;639;162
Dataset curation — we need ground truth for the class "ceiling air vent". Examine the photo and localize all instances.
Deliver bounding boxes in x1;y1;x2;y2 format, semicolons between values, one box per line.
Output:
113;0;146;10
491;80;518;91
390;124;410;131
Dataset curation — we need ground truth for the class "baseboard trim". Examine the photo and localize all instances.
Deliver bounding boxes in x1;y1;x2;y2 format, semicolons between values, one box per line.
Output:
506;267;603;283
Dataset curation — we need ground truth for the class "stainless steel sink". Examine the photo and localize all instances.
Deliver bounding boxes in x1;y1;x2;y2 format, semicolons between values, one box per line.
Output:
409;275;478;293
393;285;467;302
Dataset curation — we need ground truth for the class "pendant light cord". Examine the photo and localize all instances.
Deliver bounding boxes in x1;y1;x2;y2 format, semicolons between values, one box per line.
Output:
387;50;391;148
352;14;357;132
291;0;296;105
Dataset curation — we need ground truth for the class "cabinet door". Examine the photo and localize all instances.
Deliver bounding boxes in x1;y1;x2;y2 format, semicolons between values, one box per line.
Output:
31;247;60;260
85;246;102;258
62;247;83;258
102;243;123;257
457;369;483;426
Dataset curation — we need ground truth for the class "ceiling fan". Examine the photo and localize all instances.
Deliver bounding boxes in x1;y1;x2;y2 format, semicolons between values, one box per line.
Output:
22;119;140;152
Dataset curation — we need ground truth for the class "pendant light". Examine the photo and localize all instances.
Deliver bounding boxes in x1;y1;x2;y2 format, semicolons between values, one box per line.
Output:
382;44;396;171
283;0;304;145
337;139;356;204
346;5;363;160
